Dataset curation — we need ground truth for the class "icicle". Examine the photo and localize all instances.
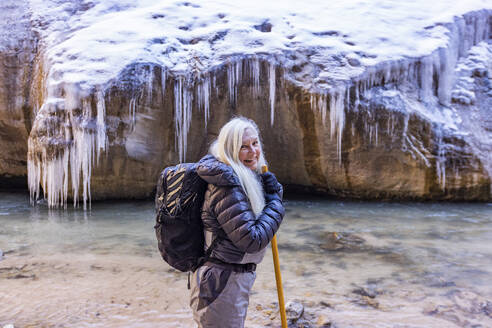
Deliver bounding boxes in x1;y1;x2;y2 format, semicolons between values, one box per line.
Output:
228;61;236;105
203;76;210;127
437;38;457;106
311;93;327;125
354;83;360;110
62;147;68;209
435;129;446;190
70;143;79;208
147;68;153;104
161;69;166;98
419;55;434;102
269;61;275;126
42;151;69;208
318;93;327;125
236;59;242;85
28;139;41;205
96;90;107;164
346;86;350;104
375;123;378;146
174;77;193;163
329;91;345;165
213;74;218;96
329;93;336;141
381;62;393;84
401;114;409;152
252;56;260;96
129;97;137;129
175;79;182;158
226;59;243;106
70;99;96;210
197;78;203;112
197;74;211;127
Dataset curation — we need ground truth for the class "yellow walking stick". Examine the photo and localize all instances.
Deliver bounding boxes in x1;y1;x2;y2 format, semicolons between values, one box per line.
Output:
262;165;287;328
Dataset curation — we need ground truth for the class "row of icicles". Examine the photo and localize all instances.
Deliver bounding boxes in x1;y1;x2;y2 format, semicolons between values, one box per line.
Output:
28;44;472;208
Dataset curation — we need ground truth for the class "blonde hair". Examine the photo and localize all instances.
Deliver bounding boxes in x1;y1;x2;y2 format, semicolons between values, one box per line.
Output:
210;117;266;216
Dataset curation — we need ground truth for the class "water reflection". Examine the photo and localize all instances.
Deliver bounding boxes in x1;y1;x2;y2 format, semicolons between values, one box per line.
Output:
2;193;491;278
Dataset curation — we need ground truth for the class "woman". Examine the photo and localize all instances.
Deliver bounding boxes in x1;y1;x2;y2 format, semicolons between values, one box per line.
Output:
190;116;285;328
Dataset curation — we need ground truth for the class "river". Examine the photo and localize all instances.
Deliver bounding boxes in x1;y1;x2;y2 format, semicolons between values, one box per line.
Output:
1;191;491;327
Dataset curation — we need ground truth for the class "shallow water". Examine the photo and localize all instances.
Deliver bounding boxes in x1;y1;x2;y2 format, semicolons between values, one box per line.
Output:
1;192;491;327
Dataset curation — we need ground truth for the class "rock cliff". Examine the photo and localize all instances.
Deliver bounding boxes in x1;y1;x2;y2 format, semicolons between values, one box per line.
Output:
0;0;491;205
0;0;38;188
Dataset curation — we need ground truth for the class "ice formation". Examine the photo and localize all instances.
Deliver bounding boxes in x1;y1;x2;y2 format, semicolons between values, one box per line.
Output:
197;74;211;126
269;61;276;126
21;0;492;207
174;77;193;164
28;90;108;209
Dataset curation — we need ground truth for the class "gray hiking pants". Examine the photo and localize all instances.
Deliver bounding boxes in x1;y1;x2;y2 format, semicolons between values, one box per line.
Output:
190;264;256;328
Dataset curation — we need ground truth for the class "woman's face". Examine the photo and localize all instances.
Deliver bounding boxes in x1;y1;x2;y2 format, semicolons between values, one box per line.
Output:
239;128;261;171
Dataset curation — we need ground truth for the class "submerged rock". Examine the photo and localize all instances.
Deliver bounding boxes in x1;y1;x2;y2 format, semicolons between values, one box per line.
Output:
484;301;492;318
318;232;365;251
351;295;380;309
316;315;332;328
0;264;37;280
281;301;336;328
352;286;378;299
423;290;492;326
286;301;304;322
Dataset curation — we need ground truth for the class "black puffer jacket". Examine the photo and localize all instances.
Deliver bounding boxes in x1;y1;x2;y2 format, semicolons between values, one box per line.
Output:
197;154;285;264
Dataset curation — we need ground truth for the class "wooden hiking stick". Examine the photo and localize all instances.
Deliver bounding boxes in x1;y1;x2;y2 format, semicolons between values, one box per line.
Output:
262;165;287;328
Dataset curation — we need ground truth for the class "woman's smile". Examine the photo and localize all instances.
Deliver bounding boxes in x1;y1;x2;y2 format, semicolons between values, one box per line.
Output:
239;128;261;170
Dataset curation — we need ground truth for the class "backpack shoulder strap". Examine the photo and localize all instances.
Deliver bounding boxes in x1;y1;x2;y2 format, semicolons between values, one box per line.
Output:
204;235;221;259
193;233;224;272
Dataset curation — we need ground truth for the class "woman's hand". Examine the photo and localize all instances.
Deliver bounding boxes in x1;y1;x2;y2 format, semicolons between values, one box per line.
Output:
261;171;280;194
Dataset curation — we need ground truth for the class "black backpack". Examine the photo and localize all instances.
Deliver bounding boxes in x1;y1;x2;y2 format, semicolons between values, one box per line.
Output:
154;162;209;272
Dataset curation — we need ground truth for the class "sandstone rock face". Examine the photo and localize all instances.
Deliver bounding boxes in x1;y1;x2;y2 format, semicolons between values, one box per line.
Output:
28;51;492;204
0;2;491;204
197;50;492;201
0;0;38;188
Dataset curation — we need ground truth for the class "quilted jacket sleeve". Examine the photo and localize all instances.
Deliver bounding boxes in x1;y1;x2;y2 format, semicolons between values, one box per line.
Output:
213;185;285;253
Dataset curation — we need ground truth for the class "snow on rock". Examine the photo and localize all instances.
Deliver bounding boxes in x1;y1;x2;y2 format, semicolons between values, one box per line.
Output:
27;0;491;86
452;42;492;105
450;41;492;191
19;0;492;206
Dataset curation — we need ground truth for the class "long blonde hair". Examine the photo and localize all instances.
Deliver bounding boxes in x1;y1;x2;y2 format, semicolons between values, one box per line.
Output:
210;117;266;216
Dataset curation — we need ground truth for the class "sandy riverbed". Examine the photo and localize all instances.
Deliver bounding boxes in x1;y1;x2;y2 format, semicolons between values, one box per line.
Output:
2;249;491;328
